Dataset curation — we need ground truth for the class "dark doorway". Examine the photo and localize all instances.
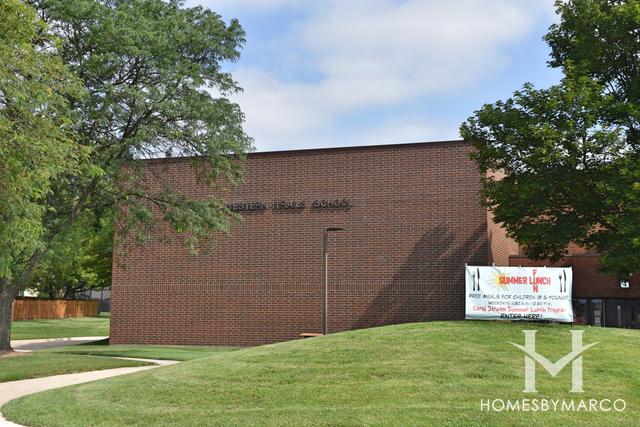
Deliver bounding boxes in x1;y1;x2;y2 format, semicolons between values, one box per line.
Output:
603;299;640;328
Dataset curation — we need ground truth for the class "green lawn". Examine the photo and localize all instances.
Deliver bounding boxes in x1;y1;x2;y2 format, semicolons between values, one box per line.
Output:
3;321;639;426
49;340;237;361
11;317;109;340
0;353;150;383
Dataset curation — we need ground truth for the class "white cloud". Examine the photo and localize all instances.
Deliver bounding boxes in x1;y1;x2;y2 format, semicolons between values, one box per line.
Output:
199;0;556;150
347;114;459;147
251;114;459;153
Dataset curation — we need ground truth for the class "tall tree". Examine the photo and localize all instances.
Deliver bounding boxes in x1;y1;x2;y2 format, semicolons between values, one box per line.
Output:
0;0;84;351
0;0;252;351
461;0;640;280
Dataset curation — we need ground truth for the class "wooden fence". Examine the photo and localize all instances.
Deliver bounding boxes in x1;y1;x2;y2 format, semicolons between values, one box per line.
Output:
12;299;99;321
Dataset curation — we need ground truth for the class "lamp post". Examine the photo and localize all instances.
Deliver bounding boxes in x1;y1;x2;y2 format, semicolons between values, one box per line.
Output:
323;226;344;335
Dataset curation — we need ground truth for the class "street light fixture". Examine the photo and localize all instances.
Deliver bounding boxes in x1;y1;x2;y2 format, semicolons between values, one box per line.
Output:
323;226;345;335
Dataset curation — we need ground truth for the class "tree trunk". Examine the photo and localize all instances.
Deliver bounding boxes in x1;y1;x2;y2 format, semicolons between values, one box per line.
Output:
0;250;48;352
0;280;16;352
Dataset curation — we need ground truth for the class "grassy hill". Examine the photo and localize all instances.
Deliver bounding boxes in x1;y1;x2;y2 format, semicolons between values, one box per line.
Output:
11;316;109;340
4;321;639;426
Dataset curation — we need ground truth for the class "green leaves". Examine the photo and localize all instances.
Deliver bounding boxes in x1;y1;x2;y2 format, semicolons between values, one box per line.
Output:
462;0;640;279
0;0;84;281
32;210;114;297
546;0;640;144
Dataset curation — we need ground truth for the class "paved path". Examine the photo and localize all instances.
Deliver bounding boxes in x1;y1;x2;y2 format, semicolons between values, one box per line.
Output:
0;357;178;426
11;336;109;352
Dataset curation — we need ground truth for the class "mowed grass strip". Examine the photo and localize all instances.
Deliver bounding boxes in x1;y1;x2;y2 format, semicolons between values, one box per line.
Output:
4;321;640;426
49;341;237;361
11;317;109;340
0;353;150;383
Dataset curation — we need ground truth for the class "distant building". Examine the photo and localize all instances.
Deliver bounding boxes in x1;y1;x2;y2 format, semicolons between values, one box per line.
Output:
18;289;38;298
74;288;111;313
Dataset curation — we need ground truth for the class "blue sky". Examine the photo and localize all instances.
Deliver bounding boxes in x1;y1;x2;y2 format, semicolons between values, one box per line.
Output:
188;0;563;152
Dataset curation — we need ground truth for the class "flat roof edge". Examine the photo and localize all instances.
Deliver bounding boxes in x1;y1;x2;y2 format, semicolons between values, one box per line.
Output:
137;139;468;164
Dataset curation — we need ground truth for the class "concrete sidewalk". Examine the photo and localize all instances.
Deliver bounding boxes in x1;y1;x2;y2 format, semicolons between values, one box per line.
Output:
0;357;178;426
10;336;109;352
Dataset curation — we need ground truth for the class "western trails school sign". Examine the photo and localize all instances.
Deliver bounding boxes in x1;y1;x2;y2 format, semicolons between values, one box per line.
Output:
226;198;351;212
465;266;573;322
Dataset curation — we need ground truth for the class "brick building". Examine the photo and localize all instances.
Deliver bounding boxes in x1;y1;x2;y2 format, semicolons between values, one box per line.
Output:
110;140;639;346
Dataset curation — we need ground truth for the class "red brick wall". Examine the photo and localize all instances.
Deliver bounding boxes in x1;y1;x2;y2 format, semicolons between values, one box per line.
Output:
110;141;489;346
487;210;520;266
483;170;520;266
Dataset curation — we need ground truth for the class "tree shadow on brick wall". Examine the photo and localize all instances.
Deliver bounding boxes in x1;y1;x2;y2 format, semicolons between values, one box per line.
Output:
352;222;487;329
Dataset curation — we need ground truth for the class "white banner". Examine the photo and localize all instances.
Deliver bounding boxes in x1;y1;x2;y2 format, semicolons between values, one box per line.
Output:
465;266;573;322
